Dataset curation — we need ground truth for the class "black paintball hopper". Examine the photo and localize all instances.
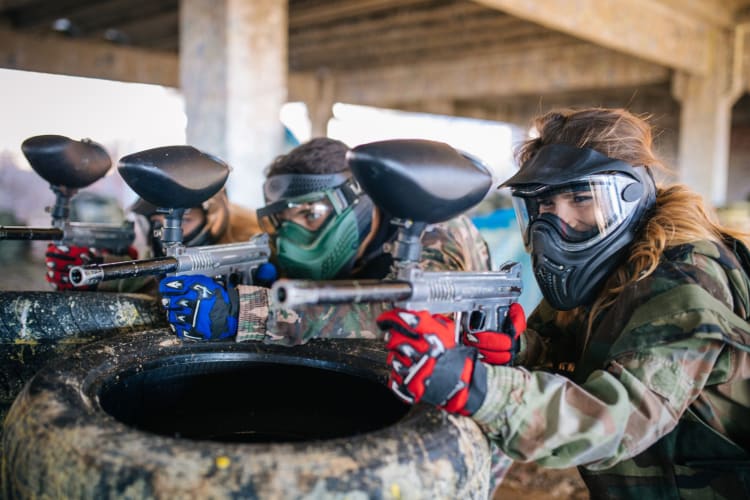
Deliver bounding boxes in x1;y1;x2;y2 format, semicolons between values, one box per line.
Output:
118;146;229;209
347;139;492;223
21;135;112;189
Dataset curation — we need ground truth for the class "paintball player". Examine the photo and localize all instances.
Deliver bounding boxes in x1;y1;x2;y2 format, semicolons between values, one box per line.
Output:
45;188;261;294
158;137;504;348
376;106;750;498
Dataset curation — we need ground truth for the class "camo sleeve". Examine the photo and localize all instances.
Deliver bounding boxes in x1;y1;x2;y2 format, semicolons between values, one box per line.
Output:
472;334;726;469
474;239;750;469
235;214;491;344
513;300;581;370
419;215;492;272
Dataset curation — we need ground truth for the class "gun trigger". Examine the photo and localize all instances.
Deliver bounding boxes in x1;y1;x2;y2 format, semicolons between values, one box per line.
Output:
468;310;487;332
397;343;419;359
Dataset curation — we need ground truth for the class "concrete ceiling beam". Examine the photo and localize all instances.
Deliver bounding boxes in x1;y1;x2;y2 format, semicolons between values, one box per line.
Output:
322;42;671;106
472;0;720;75
0;27;672;107
0;27;178;87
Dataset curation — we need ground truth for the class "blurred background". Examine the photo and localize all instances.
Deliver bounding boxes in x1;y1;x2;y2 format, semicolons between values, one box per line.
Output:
1;2;749;497
0;0;748;320
2;0;750;322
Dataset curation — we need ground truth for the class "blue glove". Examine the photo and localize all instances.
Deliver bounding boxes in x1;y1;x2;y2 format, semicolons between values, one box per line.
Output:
159;275;239;341
253;262;278;287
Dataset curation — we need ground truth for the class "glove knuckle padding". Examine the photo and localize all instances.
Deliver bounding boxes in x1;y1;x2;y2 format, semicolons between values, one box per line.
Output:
381;308;489;414
159;278;186;295
159;275;237;341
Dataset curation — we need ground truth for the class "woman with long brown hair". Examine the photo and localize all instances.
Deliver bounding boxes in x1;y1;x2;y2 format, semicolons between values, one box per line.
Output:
377;107;750;498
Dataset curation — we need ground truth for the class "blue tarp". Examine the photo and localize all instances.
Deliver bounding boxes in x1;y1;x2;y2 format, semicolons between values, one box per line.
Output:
471;208;542;313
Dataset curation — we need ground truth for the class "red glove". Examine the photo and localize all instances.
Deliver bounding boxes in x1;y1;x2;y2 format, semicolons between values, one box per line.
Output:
462;302;526;365
124;245;139;260
45;243;100;290
377;309;487;416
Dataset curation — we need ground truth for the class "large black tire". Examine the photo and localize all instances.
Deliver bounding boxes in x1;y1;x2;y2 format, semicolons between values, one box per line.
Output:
0;291;164;438
2;329;492;498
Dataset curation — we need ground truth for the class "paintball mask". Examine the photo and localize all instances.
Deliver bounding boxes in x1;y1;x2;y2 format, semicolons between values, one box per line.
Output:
130;190;229;257
501;144;656;310
257;173;373;279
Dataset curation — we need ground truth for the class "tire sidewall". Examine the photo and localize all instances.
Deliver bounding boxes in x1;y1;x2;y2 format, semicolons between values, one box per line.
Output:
3;330;491;499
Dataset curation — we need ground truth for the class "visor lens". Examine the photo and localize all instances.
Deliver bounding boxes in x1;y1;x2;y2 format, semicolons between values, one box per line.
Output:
258;193;334;235
512;174;641;249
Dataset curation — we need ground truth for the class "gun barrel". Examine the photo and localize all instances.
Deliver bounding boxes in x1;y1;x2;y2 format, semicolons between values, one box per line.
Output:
70;257;178;287
271;264;523;333
0;226;64;241
69;235;271;287
404;270;522;312
62;222;135;252
0;223;134;253
272;279;412;308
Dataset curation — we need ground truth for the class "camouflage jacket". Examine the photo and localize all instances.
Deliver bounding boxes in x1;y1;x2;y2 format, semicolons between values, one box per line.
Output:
235;214;491;345
473;238;750;498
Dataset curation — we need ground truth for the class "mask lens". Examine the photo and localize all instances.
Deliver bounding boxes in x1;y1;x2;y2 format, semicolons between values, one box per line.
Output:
259;191;338;236
512;174;641;249
278;200;334;232
511;196;532;248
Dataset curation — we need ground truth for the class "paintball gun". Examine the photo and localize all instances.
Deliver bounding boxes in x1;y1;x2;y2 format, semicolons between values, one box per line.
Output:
270;139;522;335
68;145;271;288
0;135;135;252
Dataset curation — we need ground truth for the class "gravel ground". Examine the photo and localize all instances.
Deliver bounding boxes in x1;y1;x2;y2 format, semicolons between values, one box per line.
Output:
493;461;589;499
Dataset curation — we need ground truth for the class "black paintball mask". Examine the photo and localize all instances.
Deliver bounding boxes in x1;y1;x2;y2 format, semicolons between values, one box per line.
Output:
130;196;225;257
500;144;656;310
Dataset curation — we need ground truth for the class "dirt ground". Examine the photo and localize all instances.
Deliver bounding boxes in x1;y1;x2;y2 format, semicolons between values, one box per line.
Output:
493;461;589;499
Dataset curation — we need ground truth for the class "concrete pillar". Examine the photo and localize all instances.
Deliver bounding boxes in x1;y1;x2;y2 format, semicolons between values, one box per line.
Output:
181;0;287;209
307;70;335;138
672;28;746;208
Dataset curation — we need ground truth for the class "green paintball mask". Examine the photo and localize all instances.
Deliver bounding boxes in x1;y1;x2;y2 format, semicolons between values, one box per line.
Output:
258;173;373;279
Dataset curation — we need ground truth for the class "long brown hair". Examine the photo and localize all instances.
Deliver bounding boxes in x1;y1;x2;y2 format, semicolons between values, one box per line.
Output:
516;107;750;332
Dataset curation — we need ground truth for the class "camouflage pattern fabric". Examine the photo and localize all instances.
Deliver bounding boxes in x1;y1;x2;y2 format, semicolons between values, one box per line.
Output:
235;214;490;345
236;213;506;493
472;238;750;499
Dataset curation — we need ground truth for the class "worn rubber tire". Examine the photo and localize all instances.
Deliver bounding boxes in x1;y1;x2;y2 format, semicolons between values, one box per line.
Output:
2;329;492;499
0;291;164;445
